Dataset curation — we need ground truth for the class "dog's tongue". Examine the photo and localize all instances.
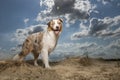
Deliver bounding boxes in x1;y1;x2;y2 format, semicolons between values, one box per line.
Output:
54;31;59;35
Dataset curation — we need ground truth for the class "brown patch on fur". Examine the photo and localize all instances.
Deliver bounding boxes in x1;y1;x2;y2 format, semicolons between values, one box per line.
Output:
32;32;43;53
47;26;53;31
47;20;54;31
57;19;63;32
58;18;63;23
18;32;44;58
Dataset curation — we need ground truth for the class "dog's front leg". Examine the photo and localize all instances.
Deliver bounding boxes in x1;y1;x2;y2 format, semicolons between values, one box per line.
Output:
41;49;51;69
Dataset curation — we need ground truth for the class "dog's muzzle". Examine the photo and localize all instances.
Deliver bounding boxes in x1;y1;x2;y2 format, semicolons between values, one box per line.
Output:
54;29;60;35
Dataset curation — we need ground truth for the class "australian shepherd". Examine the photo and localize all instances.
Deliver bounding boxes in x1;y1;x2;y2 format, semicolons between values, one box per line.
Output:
13;18;63;68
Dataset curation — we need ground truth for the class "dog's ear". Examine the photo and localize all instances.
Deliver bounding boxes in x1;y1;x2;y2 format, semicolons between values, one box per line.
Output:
59;18;63;23
47;21;52;31
47;21;51;27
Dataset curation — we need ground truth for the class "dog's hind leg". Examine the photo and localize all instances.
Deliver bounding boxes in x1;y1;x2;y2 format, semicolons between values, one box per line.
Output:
32;52;39;66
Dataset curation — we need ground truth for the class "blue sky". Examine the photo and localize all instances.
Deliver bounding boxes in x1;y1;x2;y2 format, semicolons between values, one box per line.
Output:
0;0;120;60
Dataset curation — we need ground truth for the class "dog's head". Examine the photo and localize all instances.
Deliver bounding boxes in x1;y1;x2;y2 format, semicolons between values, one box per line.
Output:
47;19;63;36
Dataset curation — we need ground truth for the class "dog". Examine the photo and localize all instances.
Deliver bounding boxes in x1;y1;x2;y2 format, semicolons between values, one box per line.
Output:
13;18;63;68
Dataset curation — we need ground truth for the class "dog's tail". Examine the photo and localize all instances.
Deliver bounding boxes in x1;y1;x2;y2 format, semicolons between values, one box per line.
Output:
13;54;20;60
13;53;24;61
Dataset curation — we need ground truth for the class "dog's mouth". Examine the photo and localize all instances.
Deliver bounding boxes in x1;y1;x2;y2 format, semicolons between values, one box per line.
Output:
54;29;60;35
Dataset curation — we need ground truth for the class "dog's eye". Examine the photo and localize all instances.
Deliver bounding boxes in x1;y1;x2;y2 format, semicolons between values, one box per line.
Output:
58;22;61;24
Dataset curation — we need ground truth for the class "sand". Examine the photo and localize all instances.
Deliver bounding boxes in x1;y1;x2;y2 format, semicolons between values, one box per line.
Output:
0;57;120;80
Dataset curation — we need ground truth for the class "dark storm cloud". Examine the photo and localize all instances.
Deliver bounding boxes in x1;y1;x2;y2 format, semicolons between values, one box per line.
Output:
51;0;90;19
89;16;120;37
72;15;120;39
17;25;44;35
51;0;75;15
38;0;91;23
89;18;109;35
27;25;44;34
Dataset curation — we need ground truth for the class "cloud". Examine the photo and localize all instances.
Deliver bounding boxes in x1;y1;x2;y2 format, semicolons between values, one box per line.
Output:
97;0;120;10
97;0;120;6
11;24;46;44
24;18;29;24
37;0;93;27
101;39;120;59
107;39;120;49
101;0;112;5
117;3;120;6
0;48;14;60
51;0;90;19
51;42;100;58
52;38;120;59
72;15;120;39
97;0;114;5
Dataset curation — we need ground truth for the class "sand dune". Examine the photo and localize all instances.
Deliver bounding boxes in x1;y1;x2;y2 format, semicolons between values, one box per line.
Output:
0;57;120;80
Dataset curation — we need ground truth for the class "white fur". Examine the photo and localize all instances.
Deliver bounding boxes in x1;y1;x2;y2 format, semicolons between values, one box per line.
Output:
40;20;61;68
53;20;60;29
41;31;58;68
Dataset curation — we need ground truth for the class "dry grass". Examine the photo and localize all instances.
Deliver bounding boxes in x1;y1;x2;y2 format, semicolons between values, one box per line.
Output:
0;60;62;80
0;57;120;80
79;56;92;66
116;61;120;67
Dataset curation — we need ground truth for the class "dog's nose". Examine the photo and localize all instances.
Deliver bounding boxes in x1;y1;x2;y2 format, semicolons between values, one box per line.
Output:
56;26;59;29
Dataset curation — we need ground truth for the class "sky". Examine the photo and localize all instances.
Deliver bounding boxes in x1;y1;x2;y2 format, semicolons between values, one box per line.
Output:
0;0;120;60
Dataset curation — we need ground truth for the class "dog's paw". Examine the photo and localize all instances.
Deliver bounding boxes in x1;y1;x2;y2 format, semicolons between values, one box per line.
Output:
34;62;39;66
45;65;51;69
